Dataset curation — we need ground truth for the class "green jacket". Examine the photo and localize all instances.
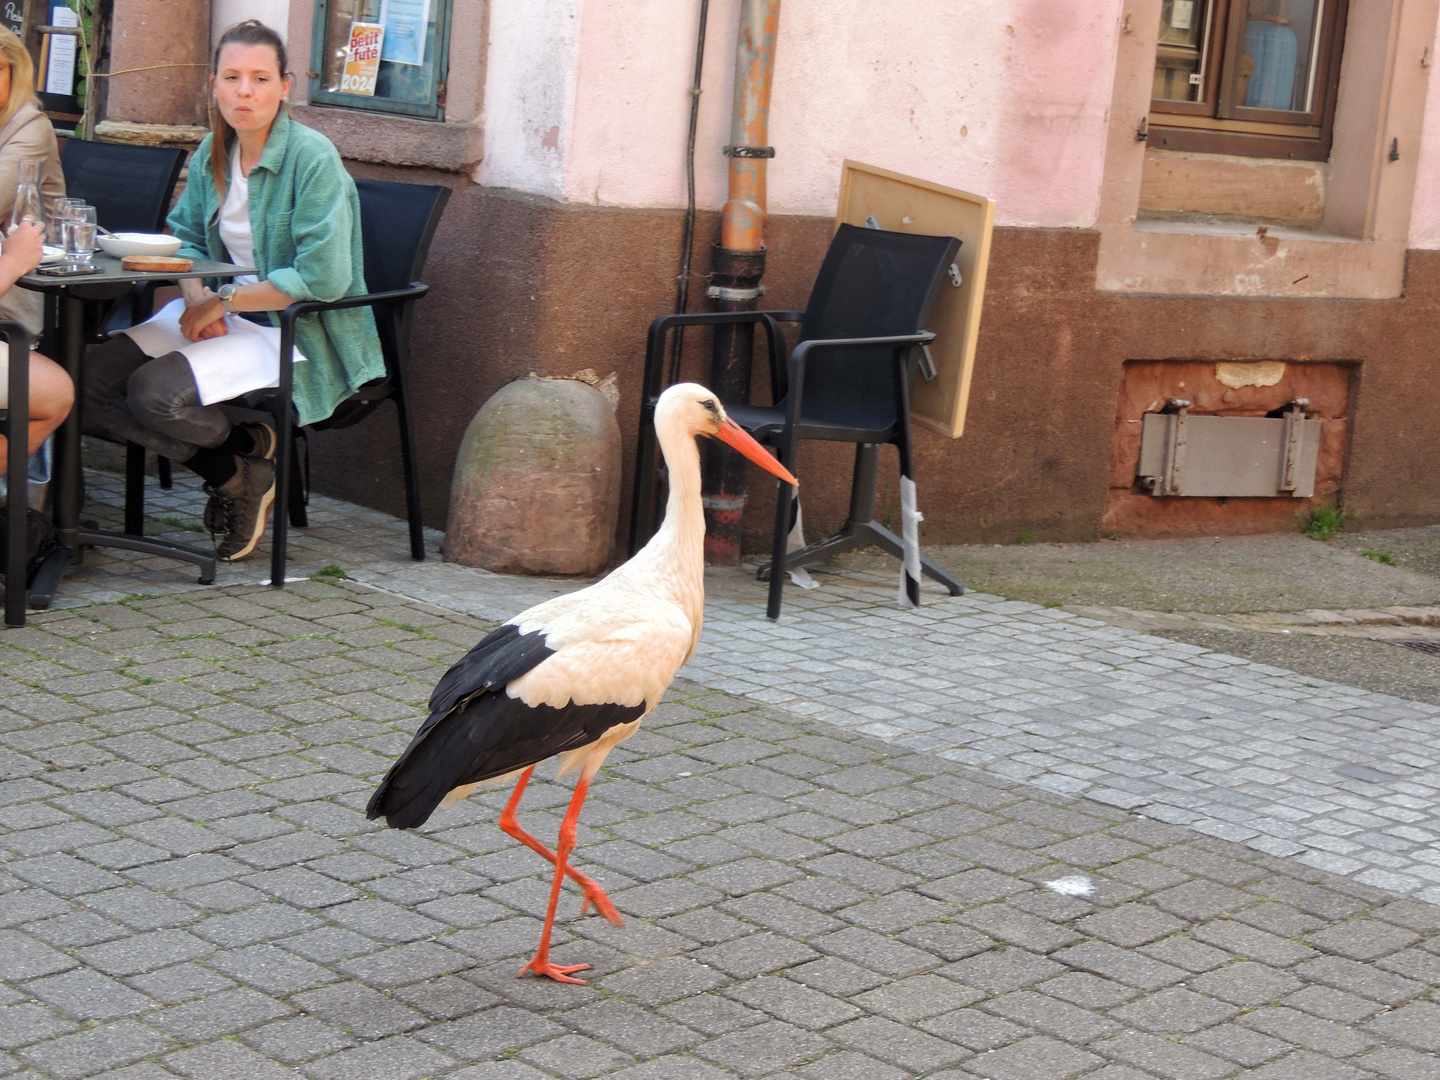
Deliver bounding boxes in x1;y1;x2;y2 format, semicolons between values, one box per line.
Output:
168;109;383;426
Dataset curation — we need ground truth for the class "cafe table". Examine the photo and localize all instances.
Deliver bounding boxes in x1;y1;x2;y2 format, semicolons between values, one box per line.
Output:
3;254;255;627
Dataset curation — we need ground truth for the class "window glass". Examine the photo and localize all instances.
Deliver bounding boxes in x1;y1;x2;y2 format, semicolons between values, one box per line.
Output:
1154;0;1216;103
313;0;447;118
1237;0;1324;112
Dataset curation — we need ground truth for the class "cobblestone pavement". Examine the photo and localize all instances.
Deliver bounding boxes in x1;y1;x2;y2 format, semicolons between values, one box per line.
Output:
2;581;1439;1080
40;470;1440;900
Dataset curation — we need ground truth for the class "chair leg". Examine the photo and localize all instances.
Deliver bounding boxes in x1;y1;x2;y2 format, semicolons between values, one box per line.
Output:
157;456;172;489
394;391;424;561
269;403;292;587
124;443;145;536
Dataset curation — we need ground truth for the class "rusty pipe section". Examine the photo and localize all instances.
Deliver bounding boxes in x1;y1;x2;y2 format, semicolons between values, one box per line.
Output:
720;0;780;251
704;0;781;564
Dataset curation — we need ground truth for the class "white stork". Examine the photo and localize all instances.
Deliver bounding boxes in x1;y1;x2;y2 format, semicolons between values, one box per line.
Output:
366;383;798;984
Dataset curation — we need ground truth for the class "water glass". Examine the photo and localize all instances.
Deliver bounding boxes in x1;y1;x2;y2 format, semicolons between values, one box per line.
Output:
51;198;84;244
61;205;97;269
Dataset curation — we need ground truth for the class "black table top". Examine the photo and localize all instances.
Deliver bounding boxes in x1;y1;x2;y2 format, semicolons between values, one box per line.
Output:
20;255;256;292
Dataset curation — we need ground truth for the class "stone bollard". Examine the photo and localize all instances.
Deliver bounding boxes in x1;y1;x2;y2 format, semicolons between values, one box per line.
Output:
445;376;621;575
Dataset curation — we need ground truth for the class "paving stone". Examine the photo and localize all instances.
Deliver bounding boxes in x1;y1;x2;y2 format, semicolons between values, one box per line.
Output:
850;972;984;1023
1092;1029;1241;1080
1240;1006;1380;1057
826;1014;973;1072
16;1020;174;1080
1304;918;1422;961
1184;1022;1295;1068
293;982;427;1038
1361;1000;1440;1052
1236;1049;1378;1080
237;1016;357;1064
980;989;1117;1042
1076;904;1188;947
302;1035;456;1080
23;967;158;1022
964;1034;1104;1080
162;1040;300;1080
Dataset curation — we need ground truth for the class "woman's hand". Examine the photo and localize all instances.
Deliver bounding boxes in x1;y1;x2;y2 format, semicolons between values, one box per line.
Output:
179;294;228;342
0;221;45;275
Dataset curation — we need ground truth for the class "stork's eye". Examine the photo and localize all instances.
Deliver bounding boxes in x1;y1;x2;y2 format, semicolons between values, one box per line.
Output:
701;399;720;416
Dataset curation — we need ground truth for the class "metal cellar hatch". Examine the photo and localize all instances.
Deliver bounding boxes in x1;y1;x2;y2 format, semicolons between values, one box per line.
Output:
1136;399;1322;498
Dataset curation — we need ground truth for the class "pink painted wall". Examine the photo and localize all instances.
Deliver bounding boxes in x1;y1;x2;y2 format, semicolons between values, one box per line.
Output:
1409;19;1440;248
538;0;1125;228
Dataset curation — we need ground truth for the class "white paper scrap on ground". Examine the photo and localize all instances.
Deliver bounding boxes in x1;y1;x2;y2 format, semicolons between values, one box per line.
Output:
897;475;922;608
1045;875;1096;897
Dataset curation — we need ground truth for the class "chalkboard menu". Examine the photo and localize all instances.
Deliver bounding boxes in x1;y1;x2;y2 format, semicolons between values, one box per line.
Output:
2;0;24;37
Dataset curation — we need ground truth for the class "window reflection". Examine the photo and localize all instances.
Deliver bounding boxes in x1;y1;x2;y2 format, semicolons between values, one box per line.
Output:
1239;0;1324;112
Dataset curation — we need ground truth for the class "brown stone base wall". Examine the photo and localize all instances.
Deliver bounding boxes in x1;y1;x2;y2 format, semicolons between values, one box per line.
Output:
306;167;1440;562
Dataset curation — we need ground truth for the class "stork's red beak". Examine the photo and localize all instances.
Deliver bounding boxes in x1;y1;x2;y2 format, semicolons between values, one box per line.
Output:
713;418;799;487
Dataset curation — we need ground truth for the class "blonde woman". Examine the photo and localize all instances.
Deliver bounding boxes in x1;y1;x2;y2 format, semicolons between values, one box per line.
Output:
0;27;72;463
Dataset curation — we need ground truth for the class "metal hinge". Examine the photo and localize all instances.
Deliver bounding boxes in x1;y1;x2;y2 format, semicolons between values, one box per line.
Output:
437;81;447;108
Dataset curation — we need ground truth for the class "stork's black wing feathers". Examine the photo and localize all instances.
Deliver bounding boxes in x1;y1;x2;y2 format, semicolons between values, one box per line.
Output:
428;623;555;715
367;623;645;830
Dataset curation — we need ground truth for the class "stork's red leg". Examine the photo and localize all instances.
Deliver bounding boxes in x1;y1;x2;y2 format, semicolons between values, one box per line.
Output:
498;766;622;925
518;770;597;984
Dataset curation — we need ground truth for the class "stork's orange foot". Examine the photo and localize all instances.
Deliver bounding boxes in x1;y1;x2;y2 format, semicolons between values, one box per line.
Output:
518;956;592;984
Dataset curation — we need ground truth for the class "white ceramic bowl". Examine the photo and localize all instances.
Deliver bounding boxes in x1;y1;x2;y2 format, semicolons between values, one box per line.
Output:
97;233;184;259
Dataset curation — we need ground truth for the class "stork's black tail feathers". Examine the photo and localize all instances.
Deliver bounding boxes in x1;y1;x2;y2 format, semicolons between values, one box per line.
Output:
366;622;645;829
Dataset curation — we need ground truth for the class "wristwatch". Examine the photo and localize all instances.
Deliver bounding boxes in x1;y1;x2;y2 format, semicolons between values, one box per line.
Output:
217;283;239;314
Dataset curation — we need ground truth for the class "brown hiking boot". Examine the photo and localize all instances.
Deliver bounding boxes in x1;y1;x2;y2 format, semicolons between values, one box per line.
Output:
203;456;276;562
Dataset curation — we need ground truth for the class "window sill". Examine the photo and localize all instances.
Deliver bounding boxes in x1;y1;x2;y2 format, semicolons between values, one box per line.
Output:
1098;218;1402;299
292;104;481;174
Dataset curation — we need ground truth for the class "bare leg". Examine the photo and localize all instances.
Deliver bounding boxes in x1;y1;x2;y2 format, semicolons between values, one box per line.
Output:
518;768;598;984
0;353;73;460
498;766;621;924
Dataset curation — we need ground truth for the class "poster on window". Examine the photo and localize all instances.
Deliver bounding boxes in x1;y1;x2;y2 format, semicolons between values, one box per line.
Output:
341;22;384;96
43;2;78;96
379;0;430;66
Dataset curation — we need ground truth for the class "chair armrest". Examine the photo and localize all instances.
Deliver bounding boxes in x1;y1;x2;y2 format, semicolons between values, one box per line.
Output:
276;283;430;330
643;310;790;405
780;332;937;434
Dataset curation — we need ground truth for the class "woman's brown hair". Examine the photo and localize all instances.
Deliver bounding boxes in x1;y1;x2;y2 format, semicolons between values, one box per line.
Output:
0;26;39;133
209;20;289;194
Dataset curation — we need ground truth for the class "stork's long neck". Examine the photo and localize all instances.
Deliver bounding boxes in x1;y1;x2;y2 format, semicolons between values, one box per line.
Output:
633;419;706;602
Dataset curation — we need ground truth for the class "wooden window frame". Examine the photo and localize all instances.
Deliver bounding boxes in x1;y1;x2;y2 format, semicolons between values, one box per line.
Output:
308;0;453;121
1150;0;1349;161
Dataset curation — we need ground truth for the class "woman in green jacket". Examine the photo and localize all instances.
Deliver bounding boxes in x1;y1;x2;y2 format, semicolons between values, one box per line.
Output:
84;20;383;562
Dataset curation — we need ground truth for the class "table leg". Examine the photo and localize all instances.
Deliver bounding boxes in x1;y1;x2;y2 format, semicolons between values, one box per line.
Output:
52;292;85;560
5;324;29;627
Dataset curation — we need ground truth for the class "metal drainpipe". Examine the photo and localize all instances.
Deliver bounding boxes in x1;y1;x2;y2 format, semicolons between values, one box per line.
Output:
702;0;781;565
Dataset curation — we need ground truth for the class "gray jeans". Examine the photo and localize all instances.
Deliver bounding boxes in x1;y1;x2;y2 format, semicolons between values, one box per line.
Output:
82;335;232;462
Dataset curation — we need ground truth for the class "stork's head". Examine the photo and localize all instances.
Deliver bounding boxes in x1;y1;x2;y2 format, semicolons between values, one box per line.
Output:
656;383;798;487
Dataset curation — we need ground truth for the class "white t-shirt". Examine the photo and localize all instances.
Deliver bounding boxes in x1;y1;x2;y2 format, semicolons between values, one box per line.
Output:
218;146;259;285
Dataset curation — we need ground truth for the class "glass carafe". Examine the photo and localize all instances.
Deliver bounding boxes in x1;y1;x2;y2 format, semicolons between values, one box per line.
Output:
8;158;45;236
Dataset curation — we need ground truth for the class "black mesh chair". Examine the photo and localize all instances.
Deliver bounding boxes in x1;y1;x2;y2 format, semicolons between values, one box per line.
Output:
632;224;965;618
60;140;187;235
133;178;450;587
62;141;189;489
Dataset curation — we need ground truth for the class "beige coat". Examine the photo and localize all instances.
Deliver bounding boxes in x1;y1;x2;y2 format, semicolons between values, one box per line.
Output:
0;100;65;339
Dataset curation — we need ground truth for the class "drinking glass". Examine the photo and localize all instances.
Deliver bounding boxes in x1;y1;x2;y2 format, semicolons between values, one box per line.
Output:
51;198;84;244
61;205;97;269
8;158;45;236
